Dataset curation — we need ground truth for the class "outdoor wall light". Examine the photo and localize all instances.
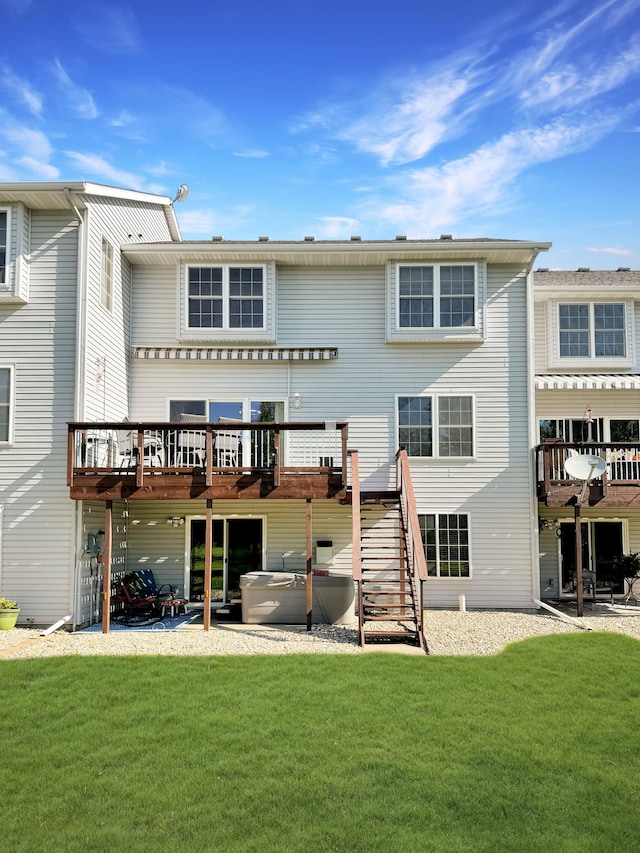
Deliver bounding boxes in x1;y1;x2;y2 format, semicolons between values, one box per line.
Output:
292;392;301;409
167;517;185;528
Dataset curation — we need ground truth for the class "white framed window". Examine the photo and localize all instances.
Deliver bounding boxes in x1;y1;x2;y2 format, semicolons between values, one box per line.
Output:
549;301;632;367
0;366;14;444
187;266;265;330
419;513;471;578
397;394;474;458
0;210;7;287
398;264;475;329
100;238;113;311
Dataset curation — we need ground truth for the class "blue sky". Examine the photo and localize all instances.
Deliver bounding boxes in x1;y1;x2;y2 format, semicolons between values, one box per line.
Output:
0;0;639;269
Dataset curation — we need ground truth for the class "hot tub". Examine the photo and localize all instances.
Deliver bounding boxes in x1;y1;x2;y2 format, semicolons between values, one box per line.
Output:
240;571;355;625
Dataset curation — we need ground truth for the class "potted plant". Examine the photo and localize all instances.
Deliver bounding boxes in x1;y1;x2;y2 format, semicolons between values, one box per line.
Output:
0;596;20;630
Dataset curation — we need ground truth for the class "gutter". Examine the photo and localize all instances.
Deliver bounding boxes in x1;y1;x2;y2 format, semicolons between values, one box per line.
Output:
63;187;88;627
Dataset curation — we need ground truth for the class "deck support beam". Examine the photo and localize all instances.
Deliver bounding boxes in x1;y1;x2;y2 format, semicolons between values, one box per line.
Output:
204;499;212;631
306;499;313;631
101;500;113;634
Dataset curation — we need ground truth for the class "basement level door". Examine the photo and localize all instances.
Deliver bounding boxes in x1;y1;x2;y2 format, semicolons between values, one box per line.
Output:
559;520;624;595
188;518;263;604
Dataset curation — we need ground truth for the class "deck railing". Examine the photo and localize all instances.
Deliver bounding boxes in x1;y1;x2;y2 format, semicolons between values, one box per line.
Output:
536;442;640;495
68;421;349;488
397;449;428;606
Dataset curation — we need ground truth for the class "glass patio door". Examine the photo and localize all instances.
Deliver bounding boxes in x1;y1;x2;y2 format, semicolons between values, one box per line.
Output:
559;520;624;595
188;517;263;604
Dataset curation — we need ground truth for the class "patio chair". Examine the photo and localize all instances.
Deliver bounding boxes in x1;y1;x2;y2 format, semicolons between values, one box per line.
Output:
177;413;207;466
216;417;242;467
113;569;176;619
116;427;165;468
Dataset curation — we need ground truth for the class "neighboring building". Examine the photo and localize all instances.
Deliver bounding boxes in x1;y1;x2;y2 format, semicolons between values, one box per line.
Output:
534;268;640;600
0;180;552;632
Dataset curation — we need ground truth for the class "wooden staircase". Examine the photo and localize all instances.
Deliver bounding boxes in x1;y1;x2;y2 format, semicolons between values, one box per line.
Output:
357;493;426;651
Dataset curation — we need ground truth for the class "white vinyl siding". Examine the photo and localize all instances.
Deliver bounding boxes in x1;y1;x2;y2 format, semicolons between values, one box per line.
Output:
129;261;536;609
0;211;78;622
82;196;173;423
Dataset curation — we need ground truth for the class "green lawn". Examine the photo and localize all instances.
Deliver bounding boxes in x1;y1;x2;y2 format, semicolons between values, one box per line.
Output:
2;633;639;852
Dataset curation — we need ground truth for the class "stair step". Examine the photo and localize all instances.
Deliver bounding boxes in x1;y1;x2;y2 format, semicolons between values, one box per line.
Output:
363;615;418;622
362;630;420;638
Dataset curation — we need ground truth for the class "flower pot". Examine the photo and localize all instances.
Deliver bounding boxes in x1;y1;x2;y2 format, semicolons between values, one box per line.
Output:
0;608;20;630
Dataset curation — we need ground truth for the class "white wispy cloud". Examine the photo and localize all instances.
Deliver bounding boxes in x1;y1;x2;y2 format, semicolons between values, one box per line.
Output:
178;205;255;238
64;151;144;188
233;150;270;159
588;247;633;255
73;5;141;53
364;115;619;234
338;74;474;166
0;65;43;115
51;59;98;119
0;124;58;178
313;216;361;239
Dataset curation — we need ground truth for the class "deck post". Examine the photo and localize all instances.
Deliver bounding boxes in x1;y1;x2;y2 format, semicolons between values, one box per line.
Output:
575;502;584;617
101;500;113;634
204;498;212;631
306;499;313;631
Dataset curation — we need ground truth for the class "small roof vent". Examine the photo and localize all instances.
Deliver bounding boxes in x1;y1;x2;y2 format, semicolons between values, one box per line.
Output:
617;267;631;272
350;235;361;241
577;267;590;272
212;235;224;242
536;268;549;272
395;235;407;241
258;236;269;242
440;233;453;240
304;236;315;242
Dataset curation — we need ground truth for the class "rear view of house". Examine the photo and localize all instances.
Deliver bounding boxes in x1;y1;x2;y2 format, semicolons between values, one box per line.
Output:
0;179;551;635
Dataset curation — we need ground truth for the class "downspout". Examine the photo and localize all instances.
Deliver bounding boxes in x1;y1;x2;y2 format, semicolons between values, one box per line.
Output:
64;187;88;628
526;249;544;608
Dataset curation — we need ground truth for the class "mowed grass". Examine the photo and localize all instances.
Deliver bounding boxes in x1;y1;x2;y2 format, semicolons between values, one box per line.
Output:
2;633;640;852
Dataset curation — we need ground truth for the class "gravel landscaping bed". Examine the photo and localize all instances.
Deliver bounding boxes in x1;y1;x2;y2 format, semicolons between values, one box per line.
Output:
2;607;640;660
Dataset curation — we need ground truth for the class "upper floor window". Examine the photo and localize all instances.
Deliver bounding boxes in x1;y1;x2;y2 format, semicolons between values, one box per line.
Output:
398;264;475;329
187;266;264;330
0;366;13;443
100;238;113;311
419;513;471;578
398;394;474;458
557;302;627;360
0;210;7;286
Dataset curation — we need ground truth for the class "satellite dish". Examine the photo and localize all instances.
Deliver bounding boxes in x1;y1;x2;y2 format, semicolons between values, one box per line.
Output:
172;184;189;204
564;453;606;481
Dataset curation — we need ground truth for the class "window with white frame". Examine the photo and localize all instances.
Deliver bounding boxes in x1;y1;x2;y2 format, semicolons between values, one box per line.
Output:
398;264;475;329
398;395;473;457
187;266;265;330
0;367;13;443
558;303;626;359
100;238;113;311
0;210;7;286
419;513;470;578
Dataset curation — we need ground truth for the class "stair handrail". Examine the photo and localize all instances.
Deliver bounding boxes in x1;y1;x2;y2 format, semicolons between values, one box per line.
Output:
397;450;428;584
349;449;362;582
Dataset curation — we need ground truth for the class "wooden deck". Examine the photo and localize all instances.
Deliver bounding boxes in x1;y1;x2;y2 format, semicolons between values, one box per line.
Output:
68;421;348;502
537;442;640;507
